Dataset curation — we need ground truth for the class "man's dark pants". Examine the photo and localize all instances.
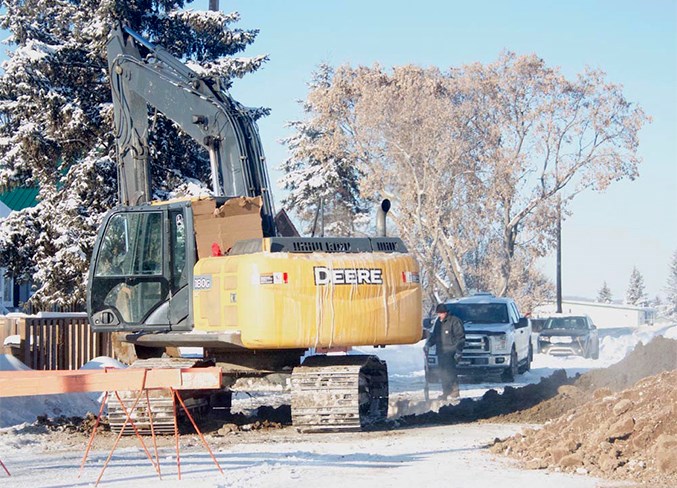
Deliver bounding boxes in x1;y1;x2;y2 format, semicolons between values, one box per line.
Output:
438;352;460;398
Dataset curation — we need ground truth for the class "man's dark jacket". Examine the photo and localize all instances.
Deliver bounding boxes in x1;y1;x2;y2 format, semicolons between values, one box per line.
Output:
429;314;465;353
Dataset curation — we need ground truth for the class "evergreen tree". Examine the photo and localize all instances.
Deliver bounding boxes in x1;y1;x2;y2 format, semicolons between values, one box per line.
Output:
666;250;677;319
625;266;647;306
596;281;613;303
279;65;368;236
0;1;267;308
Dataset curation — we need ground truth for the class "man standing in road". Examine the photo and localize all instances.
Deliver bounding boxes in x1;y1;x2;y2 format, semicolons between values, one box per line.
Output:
429;303;466;400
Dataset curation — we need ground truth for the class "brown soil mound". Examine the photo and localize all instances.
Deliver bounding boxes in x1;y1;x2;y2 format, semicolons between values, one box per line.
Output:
491;370;677;486
495;335;677;424
392;369;574;427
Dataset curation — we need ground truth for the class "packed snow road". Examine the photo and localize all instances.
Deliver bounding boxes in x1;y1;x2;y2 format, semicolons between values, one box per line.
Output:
1;423;617;488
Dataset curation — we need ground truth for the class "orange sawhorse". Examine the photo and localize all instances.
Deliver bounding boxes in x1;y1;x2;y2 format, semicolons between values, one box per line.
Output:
76;369;224;486
0;457;9;476
0;365;224;485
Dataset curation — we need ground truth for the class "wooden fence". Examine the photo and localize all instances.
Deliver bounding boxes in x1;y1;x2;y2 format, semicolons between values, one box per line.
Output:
0;314;114;370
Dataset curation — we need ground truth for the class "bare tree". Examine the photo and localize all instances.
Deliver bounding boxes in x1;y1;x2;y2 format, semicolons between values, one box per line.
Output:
281;54;648;307
459;53;649;295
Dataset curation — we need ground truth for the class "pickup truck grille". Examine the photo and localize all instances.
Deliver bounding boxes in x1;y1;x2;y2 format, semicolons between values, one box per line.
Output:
465;336;489;352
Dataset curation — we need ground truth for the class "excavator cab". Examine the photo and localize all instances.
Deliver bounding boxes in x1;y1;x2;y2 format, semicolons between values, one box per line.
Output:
88;201;195;332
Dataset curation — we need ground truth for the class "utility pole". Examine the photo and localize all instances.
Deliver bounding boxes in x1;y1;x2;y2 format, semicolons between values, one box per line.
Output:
556;195;563;313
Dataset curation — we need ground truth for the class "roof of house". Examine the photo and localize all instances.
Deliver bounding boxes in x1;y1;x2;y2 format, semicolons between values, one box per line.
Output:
0;187;39;211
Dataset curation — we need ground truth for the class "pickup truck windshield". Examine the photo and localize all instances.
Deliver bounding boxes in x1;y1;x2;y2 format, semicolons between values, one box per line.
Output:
544;317;587;330
448;303;509;324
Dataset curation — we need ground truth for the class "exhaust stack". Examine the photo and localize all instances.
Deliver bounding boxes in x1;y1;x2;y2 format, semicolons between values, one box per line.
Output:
376;199;391;237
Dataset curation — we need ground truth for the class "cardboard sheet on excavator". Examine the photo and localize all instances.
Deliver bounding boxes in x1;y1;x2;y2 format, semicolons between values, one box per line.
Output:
193;196;263;259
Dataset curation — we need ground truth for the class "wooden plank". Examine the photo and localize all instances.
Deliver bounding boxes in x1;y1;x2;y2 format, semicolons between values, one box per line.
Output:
35;322;42;370
78;321;84;369
69;321;76;370
50;320;57;371
0;367;222;397
22;320;30;367
0;318;9;346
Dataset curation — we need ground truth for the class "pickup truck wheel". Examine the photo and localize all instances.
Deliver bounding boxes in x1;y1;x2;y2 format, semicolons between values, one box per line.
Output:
501;348;518;382
592;343;600;360
518;344;533;374
525;344;533;372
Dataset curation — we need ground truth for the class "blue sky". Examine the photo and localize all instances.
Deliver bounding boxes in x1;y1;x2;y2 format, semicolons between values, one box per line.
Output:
201;0;675;302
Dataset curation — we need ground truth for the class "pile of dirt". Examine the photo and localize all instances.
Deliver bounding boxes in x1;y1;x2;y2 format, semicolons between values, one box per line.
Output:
392;369;574;428
495;335;677;423
206;405;291;435
36;412;109;436
491;370;677;486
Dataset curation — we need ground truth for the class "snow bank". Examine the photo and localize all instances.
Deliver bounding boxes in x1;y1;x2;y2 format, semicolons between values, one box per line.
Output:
664;324;677;340
0;353;31;371
0;387;101;429
354;340;426;376
79;356;127;370
599;323;676;365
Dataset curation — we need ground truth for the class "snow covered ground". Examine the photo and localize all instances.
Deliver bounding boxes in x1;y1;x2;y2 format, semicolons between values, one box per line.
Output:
1;423;616;488
0;321;674;487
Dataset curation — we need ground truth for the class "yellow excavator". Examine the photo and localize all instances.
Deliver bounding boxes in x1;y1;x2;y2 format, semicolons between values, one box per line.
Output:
87;24;422;432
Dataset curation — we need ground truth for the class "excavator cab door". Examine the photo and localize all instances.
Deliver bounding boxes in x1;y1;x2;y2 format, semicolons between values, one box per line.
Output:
88;203;195;332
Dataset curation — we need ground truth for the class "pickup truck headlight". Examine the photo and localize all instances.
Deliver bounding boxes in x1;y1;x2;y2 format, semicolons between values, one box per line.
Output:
491;334;508;352
539;335;551;343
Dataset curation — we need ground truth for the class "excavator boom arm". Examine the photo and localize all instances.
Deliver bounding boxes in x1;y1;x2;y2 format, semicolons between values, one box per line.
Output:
107;24;275;234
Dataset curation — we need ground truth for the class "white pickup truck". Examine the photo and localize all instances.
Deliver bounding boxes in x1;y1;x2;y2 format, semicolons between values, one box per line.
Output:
425;293;533;382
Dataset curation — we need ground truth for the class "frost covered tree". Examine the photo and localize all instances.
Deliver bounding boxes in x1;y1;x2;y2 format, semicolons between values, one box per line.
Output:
0;0;267;308
625;267;647;306
279;65;368;236
281;56;648;303
597;281;613;303
665;250;677;319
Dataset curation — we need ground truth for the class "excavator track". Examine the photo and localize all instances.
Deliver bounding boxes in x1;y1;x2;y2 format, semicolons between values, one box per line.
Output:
107;358;212;435
291;355;388;432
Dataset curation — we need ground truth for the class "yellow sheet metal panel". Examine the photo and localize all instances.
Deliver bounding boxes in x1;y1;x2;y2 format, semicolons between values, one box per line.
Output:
193;251;422;349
